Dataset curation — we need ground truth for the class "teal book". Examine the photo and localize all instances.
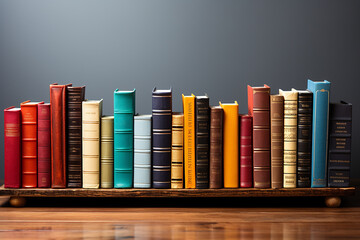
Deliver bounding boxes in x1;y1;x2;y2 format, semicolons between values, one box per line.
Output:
114;89;136;188
307;80;330;188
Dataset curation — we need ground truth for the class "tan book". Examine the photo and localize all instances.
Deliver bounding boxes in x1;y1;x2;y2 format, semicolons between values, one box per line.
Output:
279;90;298;188
171;113;184;189
101;116;114;188
82;99;103;188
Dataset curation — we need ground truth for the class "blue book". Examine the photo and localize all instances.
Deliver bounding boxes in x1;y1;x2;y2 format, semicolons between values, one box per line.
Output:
134;115;152;188
307;80;331;187
114;89;135;188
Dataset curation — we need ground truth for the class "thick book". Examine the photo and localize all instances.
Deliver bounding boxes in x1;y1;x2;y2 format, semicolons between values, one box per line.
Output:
101;116;114;188
21;100;43;188
270;95;284;189
134;115;152;188
4;107;21;188
114;89;136;188
328;101;352;187
209;106;223;189
66;86;85;188
219;101;239;188
82;100;103;188
307;80;331;188
182;94;195;188
248;85;271;188
37;103;51;188
195;95;210;189
279;90;298;188
171;113;184;189
50;83;72;188
292;89;313;188
152;88;172;189
240;114;253;188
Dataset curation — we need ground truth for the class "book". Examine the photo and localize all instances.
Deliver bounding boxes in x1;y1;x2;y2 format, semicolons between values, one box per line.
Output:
101;116;114;188
219;101;239;188
21;100;43;188
195;95;210;189
292;89;313;188
50;83;72;188
4;106;21;188
152;88;172;189
37;103;51;188
270;95;284;189
134;115;152;188
66;86;85;188
171;113;184;189
114;89;136;188
328;101;352;187
182;94;196;189
209;106;223;189
240;114;253;188
279;90;298;188
248;85;271;188
307;80;331;188
82;99;103;188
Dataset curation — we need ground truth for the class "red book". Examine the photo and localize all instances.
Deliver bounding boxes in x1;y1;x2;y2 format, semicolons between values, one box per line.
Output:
239;114;253;188
21;100;44;188
50;83;72;188
4;107;22;188
38;103;51;188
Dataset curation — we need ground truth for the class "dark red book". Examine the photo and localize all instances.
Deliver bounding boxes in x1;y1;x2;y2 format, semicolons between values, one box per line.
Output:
38;103;51;188
239;114;253;188
4;106;22;188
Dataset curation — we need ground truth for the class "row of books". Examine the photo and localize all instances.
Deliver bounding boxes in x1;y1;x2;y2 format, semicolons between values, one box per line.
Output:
3;80;352;189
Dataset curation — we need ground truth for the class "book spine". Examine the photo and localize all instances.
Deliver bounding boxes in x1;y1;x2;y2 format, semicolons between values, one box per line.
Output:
82;101;102;188
66;86;85;188
114;90;135;188
171;114;184;189
152;90;172;188
195;97;210;189
101;116;114;188
297;92;313;188
240;115;252;188
37;103;51;188
209;107;223;189
4;107;21;188
270;96;284;189
134;116;152;188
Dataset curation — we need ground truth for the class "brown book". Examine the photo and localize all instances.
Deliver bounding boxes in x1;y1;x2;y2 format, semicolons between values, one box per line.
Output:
209;106;223;189
270;95;284;188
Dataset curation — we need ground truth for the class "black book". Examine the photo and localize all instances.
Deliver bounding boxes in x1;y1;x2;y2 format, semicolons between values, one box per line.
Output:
328;101;352;187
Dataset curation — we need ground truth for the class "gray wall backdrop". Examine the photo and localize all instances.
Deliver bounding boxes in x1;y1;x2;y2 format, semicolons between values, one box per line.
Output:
0;0;359;181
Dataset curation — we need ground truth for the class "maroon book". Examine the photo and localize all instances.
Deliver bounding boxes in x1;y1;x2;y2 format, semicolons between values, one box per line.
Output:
38;103;51;188
239;114;253;188
4;107;22;188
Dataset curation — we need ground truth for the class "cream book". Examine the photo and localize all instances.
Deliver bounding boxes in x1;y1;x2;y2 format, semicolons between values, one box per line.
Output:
101;116;114;188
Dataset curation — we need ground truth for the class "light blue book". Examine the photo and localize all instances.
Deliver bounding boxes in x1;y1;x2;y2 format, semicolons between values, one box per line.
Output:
114;89;135;188
307;80;330;187
134;115;152;188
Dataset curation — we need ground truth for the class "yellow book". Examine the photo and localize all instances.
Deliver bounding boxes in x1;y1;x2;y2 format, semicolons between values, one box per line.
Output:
171;113;184;189
182;94;195;188
219;101;239;188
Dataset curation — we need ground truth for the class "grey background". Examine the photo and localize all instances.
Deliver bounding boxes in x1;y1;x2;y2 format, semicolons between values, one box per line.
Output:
0;0;359;181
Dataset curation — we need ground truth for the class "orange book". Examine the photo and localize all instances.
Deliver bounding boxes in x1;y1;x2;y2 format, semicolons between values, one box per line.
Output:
182;94;195;188
219;101;239;188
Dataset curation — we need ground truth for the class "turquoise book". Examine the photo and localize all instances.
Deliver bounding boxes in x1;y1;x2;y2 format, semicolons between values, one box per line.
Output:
307;80;331;187
134;115;152;188
114;89;136;188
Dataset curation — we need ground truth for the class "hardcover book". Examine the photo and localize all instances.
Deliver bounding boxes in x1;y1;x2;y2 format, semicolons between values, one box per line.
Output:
4;107;21;188
37;103;51;188
209;106;223;189
219;101;239;188
134;115;152;188
240;114;253;188
171;113;184;189
307;80;331;188
82;99;103;188
101;116;114;188
152;88;172;189
114;89;136;188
